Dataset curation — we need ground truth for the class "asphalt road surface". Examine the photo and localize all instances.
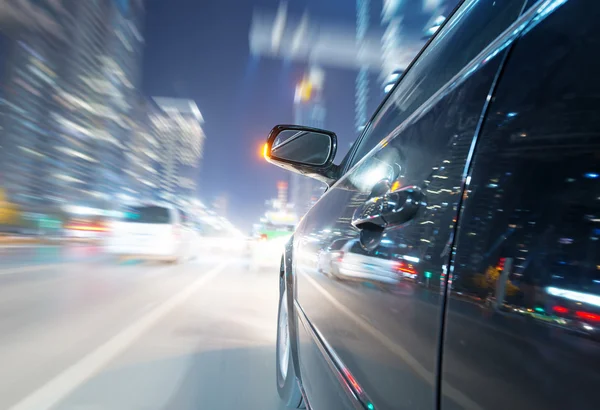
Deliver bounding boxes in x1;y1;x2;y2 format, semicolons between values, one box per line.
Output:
0;244;287;410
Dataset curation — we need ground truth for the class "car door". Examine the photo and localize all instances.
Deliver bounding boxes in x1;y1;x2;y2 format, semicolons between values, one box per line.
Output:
442;2;600;409
293;1;529;408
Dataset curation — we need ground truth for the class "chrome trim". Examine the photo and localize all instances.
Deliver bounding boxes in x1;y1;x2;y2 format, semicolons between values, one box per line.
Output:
295;300;373;410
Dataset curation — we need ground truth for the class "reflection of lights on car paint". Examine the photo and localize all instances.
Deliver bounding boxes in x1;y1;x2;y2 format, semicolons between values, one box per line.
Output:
359;164;393;187
584;172;599;179
342;368;362;394
402;255;420;263
575;311;600;322
380;239;393;245
583;323;594;331
546;287;600;307
506;112;518;117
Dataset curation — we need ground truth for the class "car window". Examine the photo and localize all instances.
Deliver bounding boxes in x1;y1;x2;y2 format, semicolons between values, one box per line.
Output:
347;0;527;169
349;241;369;256
328;239;348;251
122;206;171;224
373;246;392;260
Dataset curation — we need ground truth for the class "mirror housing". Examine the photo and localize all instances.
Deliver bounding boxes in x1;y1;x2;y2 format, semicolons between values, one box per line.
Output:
264;124;339;186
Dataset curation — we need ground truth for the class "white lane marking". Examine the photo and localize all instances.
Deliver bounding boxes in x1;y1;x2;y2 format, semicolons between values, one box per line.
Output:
0;263;72;276
301;272;482;410
9;260;230;410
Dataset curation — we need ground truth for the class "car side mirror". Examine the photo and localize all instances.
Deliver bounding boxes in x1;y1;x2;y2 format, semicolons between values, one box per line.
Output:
264;124;339;186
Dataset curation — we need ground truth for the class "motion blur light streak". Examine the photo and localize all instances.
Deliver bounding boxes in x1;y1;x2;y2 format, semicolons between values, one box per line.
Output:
552;306;569;314
546;287;600;307
342;368;363;394
575;311;600;322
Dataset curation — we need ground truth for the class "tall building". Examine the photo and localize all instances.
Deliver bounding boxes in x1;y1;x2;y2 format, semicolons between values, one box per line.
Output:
151;97;205;203
126;97;161;202
51;0;145;208
380;0;458;93
290;66;327;217
0;0;68;208
0;0;145;210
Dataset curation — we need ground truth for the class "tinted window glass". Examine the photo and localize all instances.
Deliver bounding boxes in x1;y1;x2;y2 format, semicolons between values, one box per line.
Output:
122;206;171;224
328;239;348;251
348;0;526;168
349;241;368;255
373;246;392;260
443;2;600;409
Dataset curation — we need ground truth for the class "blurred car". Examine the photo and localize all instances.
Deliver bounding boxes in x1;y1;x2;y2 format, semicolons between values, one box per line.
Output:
264;1;600;410
324;239;406;284
316;238;348;276
107;205;196;263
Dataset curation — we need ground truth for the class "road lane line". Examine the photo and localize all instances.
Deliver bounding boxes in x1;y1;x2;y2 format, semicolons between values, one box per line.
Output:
9;260;230;410
301;271;482;410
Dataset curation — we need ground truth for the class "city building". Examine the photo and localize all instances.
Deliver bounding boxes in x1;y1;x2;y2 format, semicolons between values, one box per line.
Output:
0;0;145;211
125;97;161;202
290;67;327;217
150;97;205;204
254;180;298;239
0;0;68;209
380;0;458;94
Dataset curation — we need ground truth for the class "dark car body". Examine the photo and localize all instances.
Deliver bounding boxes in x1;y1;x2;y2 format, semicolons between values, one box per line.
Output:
269;1;600;409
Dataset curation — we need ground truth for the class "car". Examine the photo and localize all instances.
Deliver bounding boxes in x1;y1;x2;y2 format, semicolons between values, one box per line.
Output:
321;238;405;285
316;238;347;276
264;1;600;409
107;204;196;263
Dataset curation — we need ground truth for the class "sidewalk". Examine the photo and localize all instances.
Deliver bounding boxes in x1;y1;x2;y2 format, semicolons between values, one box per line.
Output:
0;235;101;246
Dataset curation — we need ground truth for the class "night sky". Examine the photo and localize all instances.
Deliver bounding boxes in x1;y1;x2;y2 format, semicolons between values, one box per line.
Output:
142;0;381;231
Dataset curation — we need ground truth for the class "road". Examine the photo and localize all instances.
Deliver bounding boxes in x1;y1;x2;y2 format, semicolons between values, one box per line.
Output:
0;244;287;410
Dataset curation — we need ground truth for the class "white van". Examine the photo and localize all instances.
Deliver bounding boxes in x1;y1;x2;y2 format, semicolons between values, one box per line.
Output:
107;205;195;263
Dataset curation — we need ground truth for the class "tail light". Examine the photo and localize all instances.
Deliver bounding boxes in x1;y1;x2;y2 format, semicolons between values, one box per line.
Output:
172;225;181;239
396;261;417;277
553;305;569;314
336;251;345;263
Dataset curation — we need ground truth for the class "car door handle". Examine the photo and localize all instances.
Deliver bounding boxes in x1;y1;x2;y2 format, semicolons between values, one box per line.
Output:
352;185;424;231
